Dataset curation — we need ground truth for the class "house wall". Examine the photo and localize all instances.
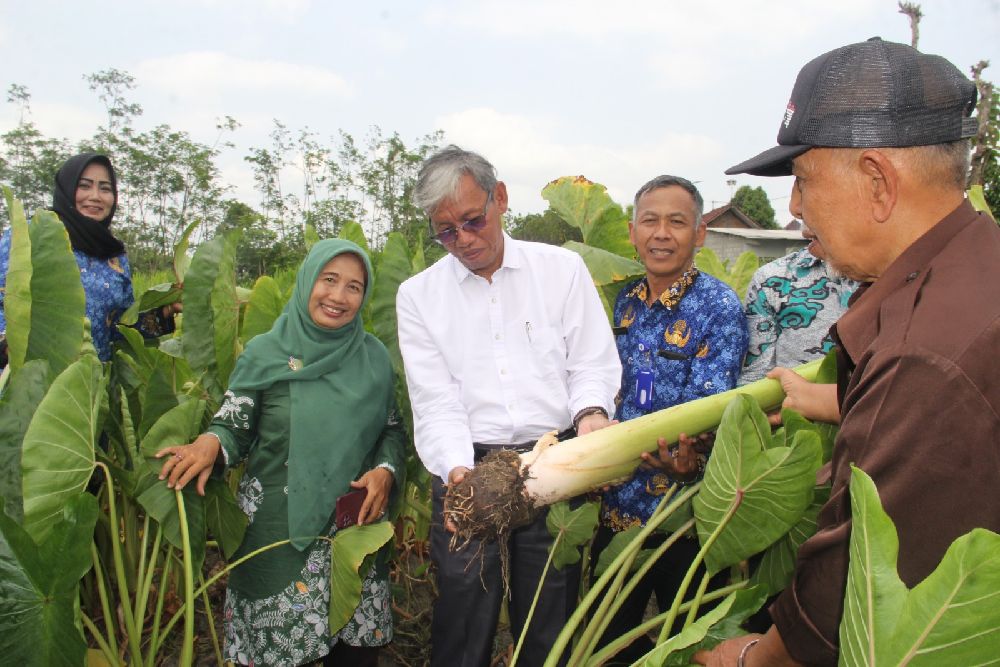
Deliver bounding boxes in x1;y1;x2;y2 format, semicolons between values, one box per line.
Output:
703;234;808;266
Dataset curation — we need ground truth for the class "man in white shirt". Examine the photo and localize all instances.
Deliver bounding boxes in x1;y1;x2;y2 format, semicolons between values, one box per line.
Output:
396;145;621;667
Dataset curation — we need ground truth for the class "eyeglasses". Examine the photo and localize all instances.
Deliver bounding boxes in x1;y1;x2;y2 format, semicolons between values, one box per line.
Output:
430;191;493;246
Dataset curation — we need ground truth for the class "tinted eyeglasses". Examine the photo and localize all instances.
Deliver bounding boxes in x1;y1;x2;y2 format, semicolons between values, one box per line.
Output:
430;191;493;246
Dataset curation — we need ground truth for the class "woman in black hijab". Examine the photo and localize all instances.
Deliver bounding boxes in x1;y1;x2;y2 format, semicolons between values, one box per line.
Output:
0;152;180;364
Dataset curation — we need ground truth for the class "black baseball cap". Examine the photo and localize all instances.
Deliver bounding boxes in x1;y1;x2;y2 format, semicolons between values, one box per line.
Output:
726;37;979;177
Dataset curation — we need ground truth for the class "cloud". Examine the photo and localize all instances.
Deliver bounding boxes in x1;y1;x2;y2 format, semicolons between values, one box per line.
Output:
134;52;353;100
433;107;724;213
0;102;103;144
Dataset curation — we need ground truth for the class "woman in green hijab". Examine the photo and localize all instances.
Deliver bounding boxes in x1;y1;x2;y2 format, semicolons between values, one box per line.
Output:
156;239;405;667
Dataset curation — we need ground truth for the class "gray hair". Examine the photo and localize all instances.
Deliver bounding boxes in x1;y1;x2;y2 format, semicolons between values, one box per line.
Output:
632;175;705;227
413;145;498;215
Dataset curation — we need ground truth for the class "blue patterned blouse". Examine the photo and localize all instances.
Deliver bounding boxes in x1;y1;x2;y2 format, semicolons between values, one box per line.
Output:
601;269;748;530
0;229;168;362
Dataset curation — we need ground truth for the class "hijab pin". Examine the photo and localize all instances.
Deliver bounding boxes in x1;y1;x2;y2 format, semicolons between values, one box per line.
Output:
288;356;303;371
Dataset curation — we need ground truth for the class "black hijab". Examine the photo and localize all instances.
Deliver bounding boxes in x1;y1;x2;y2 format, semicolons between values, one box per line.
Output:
52;153;125;259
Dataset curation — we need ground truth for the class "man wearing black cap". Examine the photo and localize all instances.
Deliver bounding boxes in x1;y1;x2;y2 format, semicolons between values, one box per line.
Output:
695;38;1000;666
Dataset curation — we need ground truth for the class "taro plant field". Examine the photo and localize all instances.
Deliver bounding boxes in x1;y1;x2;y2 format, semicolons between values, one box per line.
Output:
1;178;998;667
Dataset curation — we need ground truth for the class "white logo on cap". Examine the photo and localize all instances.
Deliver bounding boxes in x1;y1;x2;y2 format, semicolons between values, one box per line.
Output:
783;102;796;128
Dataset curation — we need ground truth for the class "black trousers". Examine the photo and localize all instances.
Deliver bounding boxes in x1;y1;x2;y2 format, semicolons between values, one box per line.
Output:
588;525;725;665
430;477;580;667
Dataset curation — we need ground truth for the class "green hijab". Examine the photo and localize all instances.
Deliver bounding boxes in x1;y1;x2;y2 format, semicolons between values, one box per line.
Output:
228;238;392;549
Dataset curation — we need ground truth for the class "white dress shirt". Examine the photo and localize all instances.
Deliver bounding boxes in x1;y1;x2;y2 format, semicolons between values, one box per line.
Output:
396;235;621;480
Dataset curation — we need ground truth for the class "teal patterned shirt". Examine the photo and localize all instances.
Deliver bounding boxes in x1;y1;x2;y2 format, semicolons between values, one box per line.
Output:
739;247;857;385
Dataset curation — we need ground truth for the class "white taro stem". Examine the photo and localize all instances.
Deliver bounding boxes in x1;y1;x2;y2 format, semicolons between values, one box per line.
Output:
520;359;822;507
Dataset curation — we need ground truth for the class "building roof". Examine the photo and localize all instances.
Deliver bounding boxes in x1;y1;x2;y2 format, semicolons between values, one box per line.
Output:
784;219;802;230
706;227;806;241
702;204;762;229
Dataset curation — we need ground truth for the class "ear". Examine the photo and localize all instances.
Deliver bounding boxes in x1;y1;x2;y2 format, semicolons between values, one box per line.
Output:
858;149;898;223
494;181;509;215
628;220;637;247
694;221;707;248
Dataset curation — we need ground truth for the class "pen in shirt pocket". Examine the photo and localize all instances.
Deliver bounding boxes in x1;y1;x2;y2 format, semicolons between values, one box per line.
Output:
525;321;533;343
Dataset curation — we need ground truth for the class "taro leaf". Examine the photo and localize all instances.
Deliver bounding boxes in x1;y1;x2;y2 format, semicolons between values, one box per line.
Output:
21;355;105;544
410;229;427;274
115;323;156;373
182;231;242;398
694;247;727;284
727;251;760;299
563;241;643;287
693;395;821;575
0;494;97;667
3;199;85;380
648;585;769;667
370;232;414;376
119;283;182;326
139;398;205;461
203;477;248;559
0;360;50;522
542;176;632;256
546;500;599;569
338;221;370;256
329;521;394;635
137;481;207;573
816;349;838;384
839;466;1000;666
750;485;830;596
137;355;183;439
173;218;200;283
967;184;996;221
240;276;286;345
658;493;695;535
771;408;814;449
593;525;653;577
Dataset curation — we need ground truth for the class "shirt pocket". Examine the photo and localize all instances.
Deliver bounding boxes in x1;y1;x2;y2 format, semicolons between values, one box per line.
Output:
526;324;566;382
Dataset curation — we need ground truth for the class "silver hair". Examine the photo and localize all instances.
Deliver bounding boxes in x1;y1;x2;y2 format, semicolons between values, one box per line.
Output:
413;145;498;215
632;175;705;228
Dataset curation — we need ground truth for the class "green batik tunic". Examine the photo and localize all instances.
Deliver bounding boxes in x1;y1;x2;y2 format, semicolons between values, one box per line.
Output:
209;382;405;667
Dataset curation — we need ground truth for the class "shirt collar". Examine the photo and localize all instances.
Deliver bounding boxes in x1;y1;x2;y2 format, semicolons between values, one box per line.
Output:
625;267;700;309
835;200;979;362
448;232;519;283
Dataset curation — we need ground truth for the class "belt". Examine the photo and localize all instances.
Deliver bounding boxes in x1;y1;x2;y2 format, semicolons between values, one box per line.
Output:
473;427;575;462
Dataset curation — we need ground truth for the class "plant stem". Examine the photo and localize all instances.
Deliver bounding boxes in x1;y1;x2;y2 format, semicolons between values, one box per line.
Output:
146;545;174;667
175;490;196;667
683;570;712;630
510;531;562;667
199;571;225;666
133;513;151;625
82;612;121;666
90;541;120;660
97;461;143;663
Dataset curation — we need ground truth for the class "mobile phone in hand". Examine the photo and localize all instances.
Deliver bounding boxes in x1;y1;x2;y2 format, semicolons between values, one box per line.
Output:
335;488;368;529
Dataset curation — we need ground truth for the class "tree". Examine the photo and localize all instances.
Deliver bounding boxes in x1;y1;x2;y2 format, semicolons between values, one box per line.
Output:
730;185;777;229
969;61;998;215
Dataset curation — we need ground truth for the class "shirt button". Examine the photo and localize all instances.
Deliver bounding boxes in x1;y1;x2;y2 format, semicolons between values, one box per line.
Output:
500;369;506;375
491;297;497;304
906;271;919;282
494;333;501;340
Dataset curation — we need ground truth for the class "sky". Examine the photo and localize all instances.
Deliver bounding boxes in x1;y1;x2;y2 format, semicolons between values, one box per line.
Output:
1;0;998;223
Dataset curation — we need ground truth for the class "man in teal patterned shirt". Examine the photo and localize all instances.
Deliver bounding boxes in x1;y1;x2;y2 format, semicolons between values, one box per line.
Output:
593;175;748;663
738;224;857;385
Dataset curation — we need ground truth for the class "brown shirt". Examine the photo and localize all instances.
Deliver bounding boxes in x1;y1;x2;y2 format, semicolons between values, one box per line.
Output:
770;201;1000;665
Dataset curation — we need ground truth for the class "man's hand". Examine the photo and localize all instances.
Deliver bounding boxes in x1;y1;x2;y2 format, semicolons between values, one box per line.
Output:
577;412;614;435
443;465;471;533
766;367;840;426
640;432;706;482
693;626;802;666
155;433;222;496
351;467;394;525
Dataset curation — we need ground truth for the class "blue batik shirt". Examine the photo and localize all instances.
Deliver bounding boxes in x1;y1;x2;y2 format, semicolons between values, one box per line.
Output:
738;247;857;385
601;268;748;530
0;228;143;362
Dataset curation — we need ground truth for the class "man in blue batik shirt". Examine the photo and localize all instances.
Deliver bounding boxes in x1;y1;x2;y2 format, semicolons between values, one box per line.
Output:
594;175;748;663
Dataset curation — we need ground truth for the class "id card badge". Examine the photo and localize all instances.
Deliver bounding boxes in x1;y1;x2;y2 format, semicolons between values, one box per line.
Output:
633;342;655;410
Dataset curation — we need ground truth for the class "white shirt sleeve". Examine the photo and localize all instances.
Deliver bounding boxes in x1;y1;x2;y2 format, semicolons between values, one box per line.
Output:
396;280;475;481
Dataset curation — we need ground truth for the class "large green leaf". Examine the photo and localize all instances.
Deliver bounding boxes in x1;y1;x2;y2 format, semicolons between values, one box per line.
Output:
119;282;183;326
839;466;1000;666
727;251;759;299
542;176;632;256
204;478;248;559
338;220;370;255
750;485;829;596
21;354;105;543
0;494;97;667
967;184;996;221
240;275;286;345
0;360;50;522
173;218;201;283
546;500;599;569
563;241;644;286
137;480;207;573
182;231;242;397
693;395;821;574
329;521;394;635
370;232;414;375
593;526;653;577
3;194;85;379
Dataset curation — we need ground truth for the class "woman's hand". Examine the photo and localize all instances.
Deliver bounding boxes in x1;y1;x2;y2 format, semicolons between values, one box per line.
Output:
766;367;840;425
155;433;222;496
351;467;394;525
